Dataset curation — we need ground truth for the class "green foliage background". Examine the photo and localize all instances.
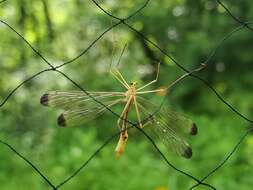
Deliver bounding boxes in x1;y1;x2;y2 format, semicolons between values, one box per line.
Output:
0;0;253;189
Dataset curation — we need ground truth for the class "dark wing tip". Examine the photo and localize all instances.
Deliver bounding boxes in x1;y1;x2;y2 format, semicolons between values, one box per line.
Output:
182;146;192;159
57;114;67;127
40;93;49;106
190;123;198;135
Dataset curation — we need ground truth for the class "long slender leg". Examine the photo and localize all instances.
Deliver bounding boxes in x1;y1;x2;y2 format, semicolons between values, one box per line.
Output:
137;64;206;95
110;69;130;89
117;97;132;129
133;96;143;128
110;42;129;89
136;88;166;95
115;69;130;88
136;102;155;128
137;62;160;91
116;43;128;68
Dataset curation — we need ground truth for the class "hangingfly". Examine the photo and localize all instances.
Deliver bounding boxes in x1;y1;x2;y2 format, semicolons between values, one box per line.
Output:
40;63;198;159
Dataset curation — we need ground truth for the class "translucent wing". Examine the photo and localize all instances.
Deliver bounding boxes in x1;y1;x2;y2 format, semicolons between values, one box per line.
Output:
40;91;125;127
137;97;197;159
40;91;124;109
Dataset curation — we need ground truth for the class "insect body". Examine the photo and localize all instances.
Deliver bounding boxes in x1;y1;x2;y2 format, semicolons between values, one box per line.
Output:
40;64;198;159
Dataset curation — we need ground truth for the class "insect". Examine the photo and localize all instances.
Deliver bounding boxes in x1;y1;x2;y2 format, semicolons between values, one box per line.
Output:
40;63;202;159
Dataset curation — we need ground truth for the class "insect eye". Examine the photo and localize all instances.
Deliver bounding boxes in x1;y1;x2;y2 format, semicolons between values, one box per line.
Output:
130;82;133;85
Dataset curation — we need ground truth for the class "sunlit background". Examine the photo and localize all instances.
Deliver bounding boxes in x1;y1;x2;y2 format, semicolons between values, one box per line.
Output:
1;0;253;189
